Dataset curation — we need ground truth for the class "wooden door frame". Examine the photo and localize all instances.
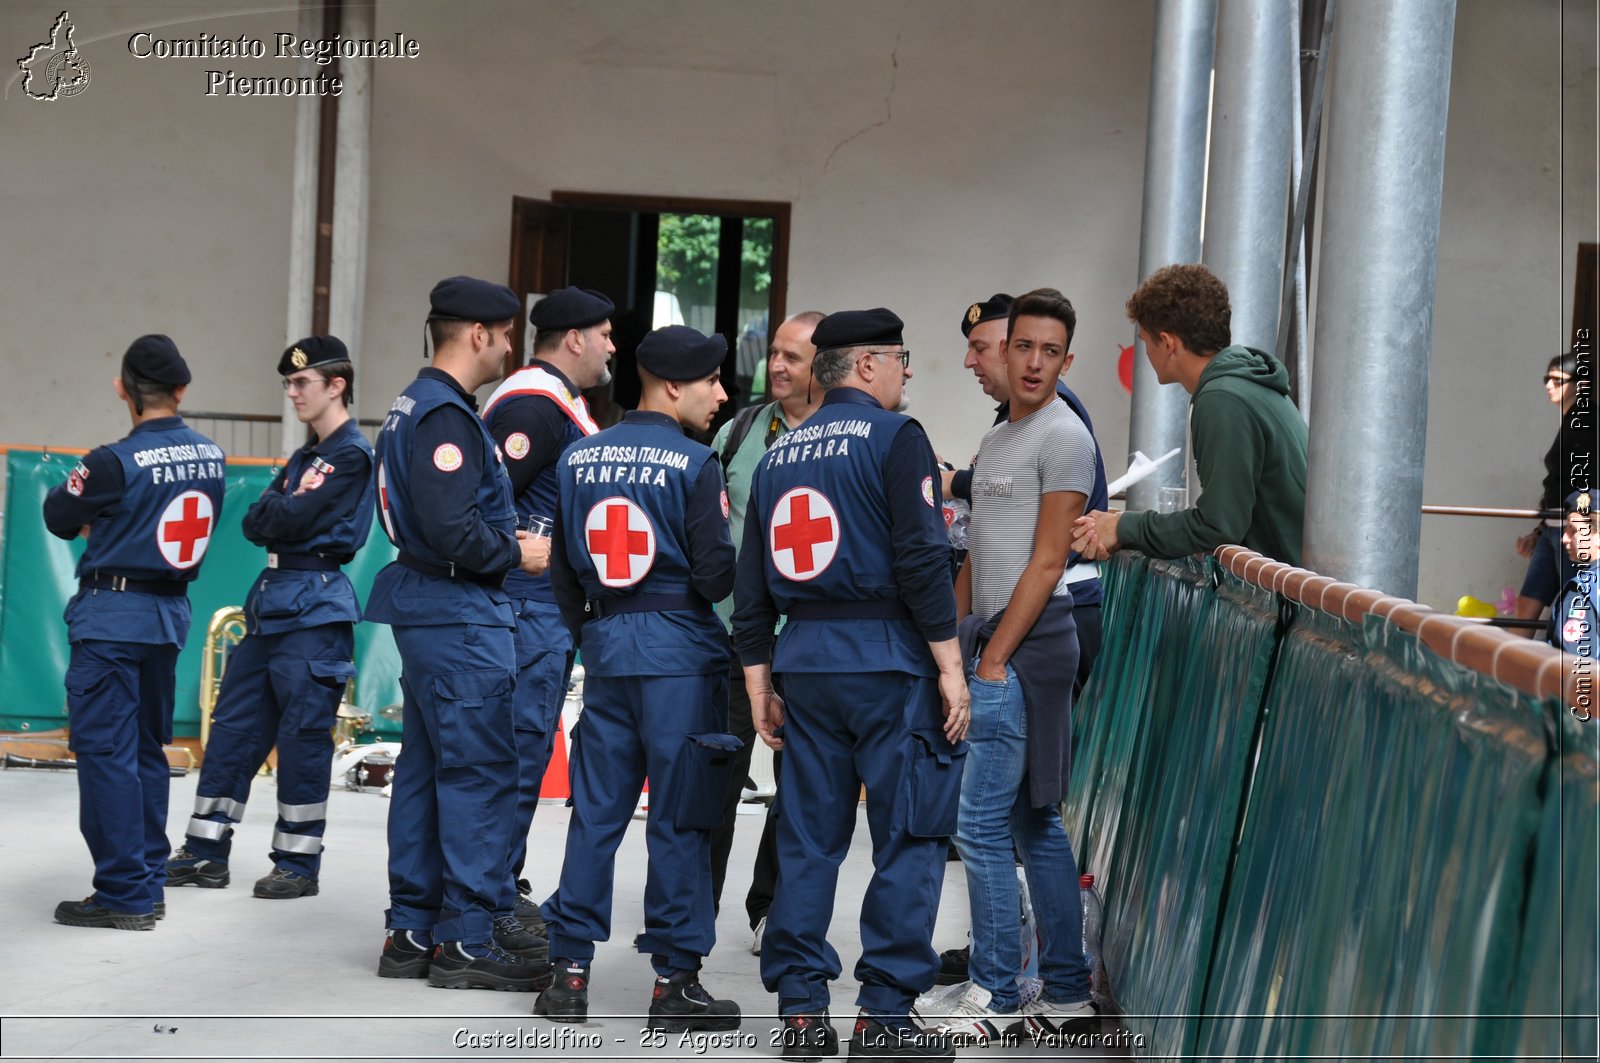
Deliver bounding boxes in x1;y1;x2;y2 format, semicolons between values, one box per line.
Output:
548;190;791;328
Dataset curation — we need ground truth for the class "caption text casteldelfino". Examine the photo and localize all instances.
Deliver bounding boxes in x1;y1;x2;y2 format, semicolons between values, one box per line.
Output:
126;31;421;96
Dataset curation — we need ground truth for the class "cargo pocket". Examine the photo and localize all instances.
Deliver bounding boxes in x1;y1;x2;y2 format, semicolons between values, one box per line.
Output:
905;727;967;839
298;658;355;733
673;732;746;831
431;669;516;768
64;661;122;754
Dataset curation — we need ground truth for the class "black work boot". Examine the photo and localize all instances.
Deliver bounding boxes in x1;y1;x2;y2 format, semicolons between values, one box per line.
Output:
376;929;433;979
534;960;591;1022
514;878;548;935
646;970;741;1033
253;867;319;899
778;1007;840;1060
428;941;551;992
495;914;549;962
165;847;229;888
848;1013;955;1060
53;897;155;931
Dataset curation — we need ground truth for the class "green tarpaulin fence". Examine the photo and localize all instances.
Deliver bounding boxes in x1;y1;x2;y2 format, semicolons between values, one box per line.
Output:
1070;551;1598;1060
0;450;402;739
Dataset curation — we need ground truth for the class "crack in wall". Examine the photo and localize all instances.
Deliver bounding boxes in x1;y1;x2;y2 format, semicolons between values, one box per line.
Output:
821;32;901;176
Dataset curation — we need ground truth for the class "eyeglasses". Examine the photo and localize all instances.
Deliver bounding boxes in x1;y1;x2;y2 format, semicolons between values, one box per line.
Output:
282;375;325;392
871;349;911;369
1546;375;1573;386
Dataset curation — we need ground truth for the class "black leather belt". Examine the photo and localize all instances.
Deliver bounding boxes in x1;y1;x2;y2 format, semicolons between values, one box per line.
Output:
81;573;188;597
268;553;342;572
586;592;710;619
397;551;506;589
786;601;912;621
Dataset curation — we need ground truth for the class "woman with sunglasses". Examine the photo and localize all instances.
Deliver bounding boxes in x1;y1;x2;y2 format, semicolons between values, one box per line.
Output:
1512;351;1583;629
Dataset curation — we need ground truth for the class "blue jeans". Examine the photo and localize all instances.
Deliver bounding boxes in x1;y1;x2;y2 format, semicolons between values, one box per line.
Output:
952;661;1091;1010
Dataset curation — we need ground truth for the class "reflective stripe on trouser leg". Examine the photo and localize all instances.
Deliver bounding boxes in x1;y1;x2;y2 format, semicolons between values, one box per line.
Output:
272;830;324;855
278;801;327;821
193;795;246;818
186;817;230;841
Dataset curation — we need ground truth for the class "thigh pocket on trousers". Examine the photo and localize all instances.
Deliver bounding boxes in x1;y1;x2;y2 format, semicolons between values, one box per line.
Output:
64;660;124;755
673;732;746;831
431;669;516;768
906;727;968;839
295;658;355;733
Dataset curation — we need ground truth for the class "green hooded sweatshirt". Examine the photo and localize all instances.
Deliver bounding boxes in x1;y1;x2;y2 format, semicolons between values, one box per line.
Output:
1120;345;1308;565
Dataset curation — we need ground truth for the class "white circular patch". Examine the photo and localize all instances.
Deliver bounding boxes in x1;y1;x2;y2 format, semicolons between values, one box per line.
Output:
433;443;464;472
769;487;840;582
584;497;657;587
506;432;531;460
156;490;215;570
298;468;326;492
921;475;935;508
720;489;730;521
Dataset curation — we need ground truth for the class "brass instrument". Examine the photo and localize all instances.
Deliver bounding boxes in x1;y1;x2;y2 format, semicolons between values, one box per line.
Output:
199;605;247;748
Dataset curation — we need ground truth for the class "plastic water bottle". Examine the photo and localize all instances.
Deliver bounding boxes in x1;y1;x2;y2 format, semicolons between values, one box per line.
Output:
1079;873;1104;999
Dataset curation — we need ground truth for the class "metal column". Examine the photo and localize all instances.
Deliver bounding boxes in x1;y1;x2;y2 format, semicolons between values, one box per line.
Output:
1303;0;1457;598
1127;0;1217;512
281;0;321;459
1201;0;1295;353
328;1;374;424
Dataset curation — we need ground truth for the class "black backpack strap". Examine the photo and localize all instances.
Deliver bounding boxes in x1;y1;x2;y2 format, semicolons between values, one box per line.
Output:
719;402;769;471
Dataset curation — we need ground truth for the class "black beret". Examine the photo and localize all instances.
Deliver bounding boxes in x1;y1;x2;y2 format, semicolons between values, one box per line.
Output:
122;334;191;386
811;308;904;351
961;293;1014;337
428;275;520;324
1567;489;1593;516
528;287;615;332
278;335;349;377
636;325;727;382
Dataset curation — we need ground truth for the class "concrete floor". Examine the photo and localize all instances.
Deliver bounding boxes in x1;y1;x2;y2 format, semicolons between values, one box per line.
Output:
0;764;1128;1061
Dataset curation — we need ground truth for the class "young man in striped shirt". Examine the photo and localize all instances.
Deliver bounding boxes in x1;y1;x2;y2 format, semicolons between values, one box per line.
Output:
937;288;1097;1042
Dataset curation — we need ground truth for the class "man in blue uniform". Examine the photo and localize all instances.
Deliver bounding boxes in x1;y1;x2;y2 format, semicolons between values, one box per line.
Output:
733;308;969;1061
534;324;742;1032
482;286;615;930
366;277;553;991
165;336;374;900
44;335;227;930
1550;489;1598;666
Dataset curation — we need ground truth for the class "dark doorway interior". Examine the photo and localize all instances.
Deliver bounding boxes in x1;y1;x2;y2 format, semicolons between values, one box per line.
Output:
508;192;790;435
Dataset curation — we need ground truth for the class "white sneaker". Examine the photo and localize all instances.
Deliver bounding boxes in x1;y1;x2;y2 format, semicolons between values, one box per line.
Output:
751;915;766;956
1023;995;1097;1035
931;981;1020;1045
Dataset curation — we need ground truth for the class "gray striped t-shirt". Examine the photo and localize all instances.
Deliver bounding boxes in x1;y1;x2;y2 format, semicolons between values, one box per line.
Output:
969;401;1096;620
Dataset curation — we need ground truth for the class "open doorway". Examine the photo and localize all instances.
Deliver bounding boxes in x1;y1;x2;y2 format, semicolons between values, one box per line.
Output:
508;192;789;435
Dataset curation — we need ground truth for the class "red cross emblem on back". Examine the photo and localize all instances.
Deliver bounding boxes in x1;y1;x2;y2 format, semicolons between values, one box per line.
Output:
584;497;657;587
157;491;215;570
770;487;840;581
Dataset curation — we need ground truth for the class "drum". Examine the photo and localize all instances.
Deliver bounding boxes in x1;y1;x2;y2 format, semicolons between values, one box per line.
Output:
345;751;394;793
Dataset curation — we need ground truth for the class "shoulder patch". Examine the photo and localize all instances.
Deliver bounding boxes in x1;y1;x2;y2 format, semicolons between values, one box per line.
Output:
433;443;464;473
505;432;531;460
720;488;730;520
298;467;326;492
66;461;91;497
921;475;936;508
